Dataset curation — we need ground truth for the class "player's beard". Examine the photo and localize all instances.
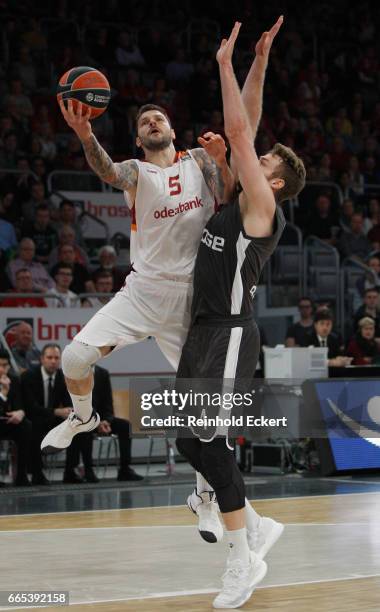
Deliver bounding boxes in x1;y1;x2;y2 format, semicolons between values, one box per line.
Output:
140;133;173;152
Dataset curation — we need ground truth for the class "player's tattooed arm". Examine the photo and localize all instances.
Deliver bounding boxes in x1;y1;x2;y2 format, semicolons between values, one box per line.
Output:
58;99;138;196
82;134;139;194
191;137;235;202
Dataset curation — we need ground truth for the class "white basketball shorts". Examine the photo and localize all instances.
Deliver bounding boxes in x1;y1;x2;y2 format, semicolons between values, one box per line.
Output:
74;271;193;369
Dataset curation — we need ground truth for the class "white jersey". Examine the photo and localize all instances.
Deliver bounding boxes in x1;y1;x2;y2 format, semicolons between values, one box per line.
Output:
125;150;215;282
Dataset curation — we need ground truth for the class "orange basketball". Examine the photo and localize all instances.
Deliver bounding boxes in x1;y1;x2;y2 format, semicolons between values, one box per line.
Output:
57;66;111;119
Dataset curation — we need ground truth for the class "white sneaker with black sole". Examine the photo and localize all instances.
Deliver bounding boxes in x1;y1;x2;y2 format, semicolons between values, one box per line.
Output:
247;516;284;559
213;552;267;609
41;410;100;454
187;488;224;543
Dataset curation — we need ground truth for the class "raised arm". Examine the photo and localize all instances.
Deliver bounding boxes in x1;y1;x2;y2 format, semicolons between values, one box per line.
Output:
191;132;236;203
217;23;276;235
59;100;138;199
241;16;283;142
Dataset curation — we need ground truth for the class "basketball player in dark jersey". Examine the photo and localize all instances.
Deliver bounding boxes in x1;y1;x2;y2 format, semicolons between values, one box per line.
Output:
176;21;306;609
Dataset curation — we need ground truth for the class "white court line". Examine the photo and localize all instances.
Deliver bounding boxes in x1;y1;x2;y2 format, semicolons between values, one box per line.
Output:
1;489;380;520
322;477;380;486
0;521;375;535
4;573;380;610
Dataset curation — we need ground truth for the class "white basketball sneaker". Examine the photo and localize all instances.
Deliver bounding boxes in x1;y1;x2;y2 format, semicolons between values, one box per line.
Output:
247;517;284;559
213;552;267;609
187;488;224;543
41;410;100;454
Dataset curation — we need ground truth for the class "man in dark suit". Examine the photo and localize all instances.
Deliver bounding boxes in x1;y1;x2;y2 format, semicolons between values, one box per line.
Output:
92;365;143;481
302;310;352;367
0;348;32;486
21;343;97;484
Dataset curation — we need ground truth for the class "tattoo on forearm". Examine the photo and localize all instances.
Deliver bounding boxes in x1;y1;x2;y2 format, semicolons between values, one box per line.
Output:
83;134;138;190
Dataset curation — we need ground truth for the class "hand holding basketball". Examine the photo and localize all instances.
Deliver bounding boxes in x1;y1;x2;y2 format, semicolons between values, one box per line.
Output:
59;99;92;142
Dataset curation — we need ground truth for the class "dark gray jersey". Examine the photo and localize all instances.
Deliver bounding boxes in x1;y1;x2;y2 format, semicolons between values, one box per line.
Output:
192;201;286;319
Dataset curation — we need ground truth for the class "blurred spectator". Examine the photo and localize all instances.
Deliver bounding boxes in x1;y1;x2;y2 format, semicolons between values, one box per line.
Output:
355;256;380;299
0;191;21;225
89;27;114;65
363;198;380;234
285;297;314;347
4;78;33;121
346;317;380;365
12;45;37;94
21;204;58;264
50;244;94;294
338;172;357;201
177;128;197;151
339;198;355;232
0;347;32;486
346;155;365;196
48;225;89;269
115;31;145;67
31;156;49;188
363;156;380;185
353;287;380;337
46;263;78;308
21;181;54;223
21;344;96;485
22;18;47;54
305;194;338;243
0;131;24;168
91;245;126;292
7;238;54;291
0;216;17;254
338;213;372;262
93;365;143;481
35;125;57;162
165;48;194;84
306;310;352;367
11;321;41;372
1;268;47;307
82;271;113;308
54;200;84;246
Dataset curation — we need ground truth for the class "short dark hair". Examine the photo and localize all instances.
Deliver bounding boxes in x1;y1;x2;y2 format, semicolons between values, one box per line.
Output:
54;263;73;276
36;204;49;214
314;310;333;323
135;104;171;128
15;267;32;277
0;348;10;363
364;287;379;296
94;270;113;282
41;343;61;356
59;200;74;209
299;296;313;305
270;143;306;203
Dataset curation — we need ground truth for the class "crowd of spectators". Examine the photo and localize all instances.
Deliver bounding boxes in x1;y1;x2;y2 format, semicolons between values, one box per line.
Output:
0;334;143;486
285;293;380;366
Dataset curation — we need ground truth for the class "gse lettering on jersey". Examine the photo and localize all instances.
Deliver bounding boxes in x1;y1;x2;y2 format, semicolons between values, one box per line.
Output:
201;228;225;252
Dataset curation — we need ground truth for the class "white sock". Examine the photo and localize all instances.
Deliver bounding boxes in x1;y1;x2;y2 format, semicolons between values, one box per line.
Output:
196;471;213;493
227;527;250;565
69;391;93;421
245;498;261;532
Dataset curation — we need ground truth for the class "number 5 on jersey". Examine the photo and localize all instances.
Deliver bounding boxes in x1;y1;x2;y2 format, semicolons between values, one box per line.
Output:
169;175;181;196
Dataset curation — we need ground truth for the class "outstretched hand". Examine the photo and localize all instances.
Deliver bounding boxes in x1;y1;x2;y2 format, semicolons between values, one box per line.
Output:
59;99;92;142
255;15;283;58
198;132;227;166
216;21;241;66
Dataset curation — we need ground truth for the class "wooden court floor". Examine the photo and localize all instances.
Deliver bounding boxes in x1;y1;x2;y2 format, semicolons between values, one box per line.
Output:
1;492;380;612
